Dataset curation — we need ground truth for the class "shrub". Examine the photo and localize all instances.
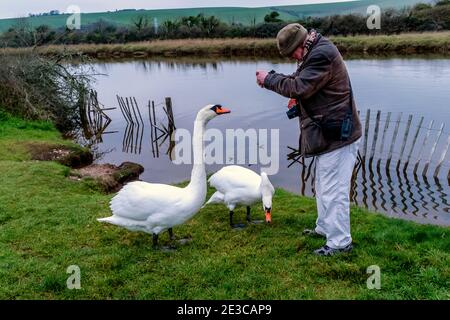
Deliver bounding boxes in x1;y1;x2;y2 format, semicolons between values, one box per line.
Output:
0;51;94;132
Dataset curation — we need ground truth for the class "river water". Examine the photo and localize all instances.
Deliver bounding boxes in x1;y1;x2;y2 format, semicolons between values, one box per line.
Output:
88;57;450;226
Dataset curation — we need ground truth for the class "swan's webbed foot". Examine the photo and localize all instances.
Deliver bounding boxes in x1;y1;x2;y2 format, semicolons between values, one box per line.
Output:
230;210;246;230
168;228;192;245
246;206;264;225
152;230;191;251
152;233;177;251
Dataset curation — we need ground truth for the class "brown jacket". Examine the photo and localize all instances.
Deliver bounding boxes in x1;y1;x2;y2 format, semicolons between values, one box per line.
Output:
264;34;362;157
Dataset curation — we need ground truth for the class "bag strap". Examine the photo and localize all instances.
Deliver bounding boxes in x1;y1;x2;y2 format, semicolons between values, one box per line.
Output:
348;78;354;118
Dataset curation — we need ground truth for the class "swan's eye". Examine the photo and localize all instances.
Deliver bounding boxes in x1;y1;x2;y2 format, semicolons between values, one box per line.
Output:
210;104;222;112
211;104;231;115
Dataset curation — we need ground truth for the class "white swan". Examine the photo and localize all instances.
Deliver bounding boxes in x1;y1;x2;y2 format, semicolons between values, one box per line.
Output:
97;104;231;246
205;165;275;229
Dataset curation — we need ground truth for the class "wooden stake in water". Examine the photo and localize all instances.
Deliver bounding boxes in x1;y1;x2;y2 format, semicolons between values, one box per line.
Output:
376;112;391;170
379;112;391;155
152;100;159;157
164;97;176;130
133;97;145;127
404;116;424;172
362;109;371;159
386;112;402;169
396;114;413;172
127;97;139;125
433;134;450;178
119;96;133;124
423;123;445;177
117;95;126;120
370;110;381;161
414;120;434;175
148;101;155;157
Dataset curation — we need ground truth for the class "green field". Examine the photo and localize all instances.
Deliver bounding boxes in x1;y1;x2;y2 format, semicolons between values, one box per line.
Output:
0;110;449;299
0;0;431;33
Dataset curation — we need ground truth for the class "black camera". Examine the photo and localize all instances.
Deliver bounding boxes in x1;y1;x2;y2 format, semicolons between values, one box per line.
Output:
286;102;301;120
340;114;353;141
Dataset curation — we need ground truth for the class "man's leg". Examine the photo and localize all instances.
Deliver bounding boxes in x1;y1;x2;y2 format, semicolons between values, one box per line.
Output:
313;156;327;237
314;139;360;251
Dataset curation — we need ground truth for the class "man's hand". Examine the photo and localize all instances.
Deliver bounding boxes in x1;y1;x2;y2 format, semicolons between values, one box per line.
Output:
256;70;269;88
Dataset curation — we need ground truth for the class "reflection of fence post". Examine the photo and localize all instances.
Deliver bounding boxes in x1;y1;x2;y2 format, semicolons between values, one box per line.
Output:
433;134;450;178
386;112;402;170
414;120;434;175
396;114;413;172
423;123;444;177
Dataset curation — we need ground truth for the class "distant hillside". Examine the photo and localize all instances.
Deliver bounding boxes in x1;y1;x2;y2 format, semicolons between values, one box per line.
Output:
0;0;433;33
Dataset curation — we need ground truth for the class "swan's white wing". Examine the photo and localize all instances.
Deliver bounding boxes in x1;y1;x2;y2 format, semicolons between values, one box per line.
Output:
109;181;185;221
209;165;261;193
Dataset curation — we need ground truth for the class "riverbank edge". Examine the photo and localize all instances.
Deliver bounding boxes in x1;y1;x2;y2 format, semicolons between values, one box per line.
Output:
2;32;450;59
1;111;449;299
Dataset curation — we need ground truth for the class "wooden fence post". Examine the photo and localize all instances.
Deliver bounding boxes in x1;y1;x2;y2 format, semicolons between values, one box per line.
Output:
433;134;450;178
423;123;445;177
396;114;413;172
133;97;145;126
369;110;381;161
414;120;434;175
379;112;391;155
362;109;371;159
386;112;402;169
404;116;424;172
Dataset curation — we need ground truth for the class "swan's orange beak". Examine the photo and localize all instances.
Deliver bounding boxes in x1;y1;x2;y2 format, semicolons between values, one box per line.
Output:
265;211;272;224
216;107;231;115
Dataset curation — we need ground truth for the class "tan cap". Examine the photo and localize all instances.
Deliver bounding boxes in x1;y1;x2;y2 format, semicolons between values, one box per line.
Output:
276;23;308;57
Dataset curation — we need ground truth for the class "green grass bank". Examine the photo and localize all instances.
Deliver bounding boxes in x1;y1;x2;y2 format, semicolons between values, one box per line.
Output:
0;111;449;299
2;32;450;59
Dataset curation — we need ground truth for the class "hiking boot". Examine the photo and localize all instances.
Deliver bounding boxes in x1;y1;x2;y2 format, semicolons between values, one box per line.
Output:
302;228;325;238
313;243;353;256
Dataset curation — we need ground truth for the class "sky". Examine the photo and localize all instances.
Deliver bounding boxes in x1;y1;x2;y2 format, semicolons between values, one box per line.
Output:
0;0;356;19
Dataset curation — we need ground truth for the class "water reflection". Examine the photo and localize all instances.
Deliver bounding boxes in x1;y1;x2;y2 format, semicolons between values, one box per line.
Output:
89;58;450;226
299;156;449;223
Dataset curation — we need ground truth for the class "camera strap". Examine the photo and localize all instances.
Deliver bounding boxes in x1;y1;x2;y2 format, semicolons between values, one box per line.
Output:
347;78;354;118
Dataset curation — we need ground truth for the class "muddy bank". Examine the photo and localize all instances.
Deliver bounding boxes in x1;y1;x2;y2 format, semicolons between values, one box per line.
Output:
70;162;144;193
27;142;93;168
26;142;143;192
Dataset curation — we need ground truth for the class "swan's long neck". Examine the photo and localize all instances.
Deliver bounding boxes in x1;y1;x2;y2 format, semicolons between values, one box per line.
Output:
187;116;207;195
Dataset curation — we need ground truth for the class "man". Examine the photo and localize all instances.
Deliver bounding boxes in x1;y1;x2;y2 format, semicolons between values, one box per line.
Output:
256;23;362;256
